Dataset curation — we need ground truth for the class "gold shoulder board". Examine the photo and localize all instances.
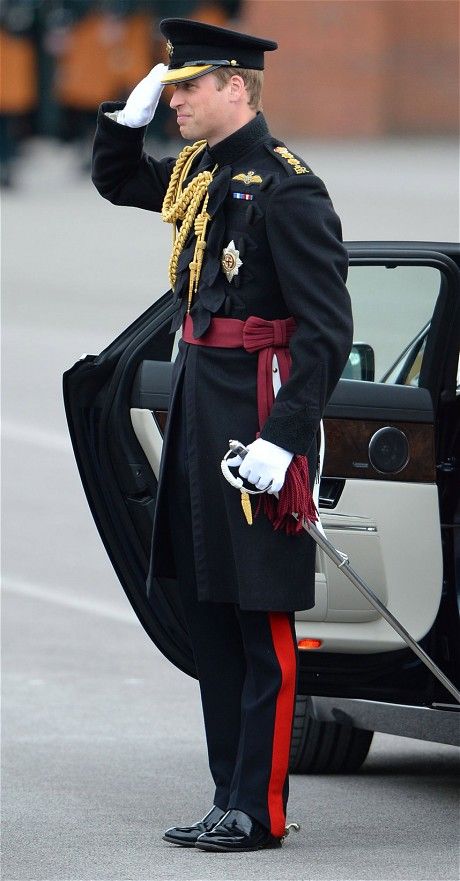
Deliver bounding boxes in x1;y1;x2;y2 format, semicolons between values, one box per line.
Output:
273;145;310;175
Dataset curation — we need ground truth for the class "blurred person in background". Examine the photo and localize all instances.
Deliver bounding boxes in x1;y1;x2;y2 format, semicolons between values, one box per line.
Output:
0;0;38;187
50;0;153;169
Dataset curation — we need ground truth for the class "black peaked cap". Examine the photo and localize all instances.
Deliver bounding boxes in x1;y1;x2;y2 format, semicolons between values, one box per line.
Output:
159;18;277;84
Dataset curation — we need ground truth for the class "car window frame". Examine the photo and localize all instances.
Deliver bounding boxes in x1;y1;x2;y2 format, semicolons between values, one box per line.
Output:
347;247;460;406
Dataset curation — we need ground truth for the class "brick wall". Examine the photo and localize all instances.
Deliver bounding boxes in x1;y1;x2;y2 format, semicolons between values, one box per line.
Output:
240;0;459;137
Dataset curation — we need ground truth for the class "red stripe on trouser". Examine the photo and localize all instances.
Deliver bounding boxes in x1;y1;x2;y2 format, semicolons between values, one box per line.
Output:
267;612;297;837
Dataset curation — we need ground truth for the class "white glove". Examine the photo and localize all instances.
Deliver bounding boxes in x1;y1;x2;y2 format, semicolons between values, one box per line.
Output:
116;63;168;128
229;438;294;494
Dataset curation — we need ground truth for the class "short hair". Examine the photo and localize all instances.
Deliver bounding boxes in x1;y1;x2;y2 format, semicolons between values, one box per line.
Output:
212;67;264;112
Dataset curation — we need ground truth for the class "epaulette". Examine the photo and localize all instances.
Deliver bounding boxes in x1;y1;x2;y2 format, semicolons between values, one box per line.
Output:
266;143;312;175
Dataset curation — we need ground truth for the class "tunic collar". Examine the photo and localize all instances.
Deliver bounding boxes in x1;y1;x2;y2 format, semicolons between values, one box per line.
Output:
206;112;270;167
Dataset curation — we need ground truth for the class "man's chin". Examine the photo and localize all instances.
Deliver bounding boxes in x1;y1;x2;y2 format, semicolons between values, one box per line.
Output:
177;122;203;141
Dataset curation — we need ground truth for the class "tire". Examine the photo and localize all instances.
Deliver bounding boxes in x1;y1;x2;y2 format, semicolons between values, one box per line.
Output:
289;695;374;774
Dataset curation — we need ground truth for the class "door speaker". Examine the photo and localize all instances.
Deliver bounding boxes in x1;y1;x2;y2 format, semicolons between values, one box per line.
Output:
368;427;410;474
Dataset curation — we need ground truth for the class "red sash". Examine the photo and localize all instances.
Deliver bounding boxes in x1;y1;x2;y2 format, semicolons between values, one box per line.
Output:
182;314;296;430
182;314;318;532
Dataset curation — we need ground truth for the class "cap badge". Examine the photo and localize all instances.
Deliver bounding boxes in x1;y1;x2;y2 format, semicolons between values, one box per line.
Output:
166;39;174;59
232;170;262;186
221;240;243;282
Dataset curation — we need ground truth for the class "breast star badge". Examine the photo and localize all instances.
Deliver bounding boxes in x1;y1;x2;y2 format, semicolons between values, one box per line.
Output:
221;240;243;282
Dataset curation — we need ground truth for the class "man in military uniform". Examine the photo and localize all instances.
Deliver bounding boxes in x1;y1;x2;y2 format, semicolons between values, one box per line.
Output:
92;18;353;853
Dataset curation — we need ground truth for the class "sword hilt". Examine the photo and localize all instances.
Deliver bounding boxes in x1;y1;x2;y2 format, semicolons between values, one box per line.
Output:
228;439;249;459
220;439;273;495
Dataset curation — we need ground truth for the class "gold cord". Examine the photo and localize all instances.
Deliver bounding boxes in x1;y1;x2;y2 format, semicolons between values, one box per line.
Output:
161;140;217;312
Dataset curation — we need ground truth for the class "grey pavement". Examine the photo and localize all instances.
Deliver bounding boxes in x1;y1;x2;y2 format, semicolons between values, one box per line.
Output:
2;136;460;881
3;587;459;881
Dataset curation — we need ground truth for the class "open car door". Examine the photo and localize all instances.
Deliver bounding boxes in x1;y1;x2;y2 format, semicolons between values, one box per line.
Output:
63;242;460;709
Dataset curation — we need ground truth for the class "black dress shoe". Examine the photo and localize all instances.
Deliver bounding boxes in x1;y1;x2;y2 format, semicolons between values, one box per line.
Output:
162;805;226;846
195;809;282;852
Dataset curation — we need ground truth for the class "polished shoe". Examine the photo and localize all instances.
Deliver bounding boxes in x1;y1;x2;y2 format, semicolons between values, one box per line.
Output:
195;808;282;852
162;805;226;847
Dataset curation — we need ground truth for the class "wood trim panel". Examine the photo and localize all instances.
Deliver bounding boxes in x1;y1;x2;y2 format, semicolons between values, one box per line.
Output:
155;410;436;483
323;418;436;482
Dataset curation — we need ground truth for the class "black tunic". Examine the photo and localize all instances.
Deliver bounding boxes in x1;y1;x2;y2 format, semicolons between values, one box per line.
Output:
92;105;353;611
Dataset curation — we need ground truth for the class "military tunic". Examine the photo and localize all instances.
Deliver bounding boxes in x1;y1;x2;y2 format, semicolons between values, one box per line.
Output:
92;106;353;611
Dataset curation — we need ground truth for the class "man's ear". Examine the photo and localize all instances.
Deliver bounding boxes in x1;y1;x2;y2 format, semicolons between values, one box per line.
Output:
228;74;246;103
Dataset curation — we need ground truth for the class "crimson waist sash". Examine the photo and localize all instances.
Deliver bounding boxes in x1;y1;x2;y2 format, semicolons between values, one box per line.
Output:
182;313;317;532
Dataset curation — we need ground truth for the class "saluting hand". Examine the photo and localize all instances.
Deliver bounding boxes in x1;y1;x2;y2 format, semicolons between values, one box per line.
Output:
117;63;168;128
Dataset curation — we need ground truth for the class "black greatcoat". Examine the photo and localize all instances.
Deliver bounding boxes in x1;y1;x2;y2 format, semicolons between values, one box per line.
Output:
92;106;354;611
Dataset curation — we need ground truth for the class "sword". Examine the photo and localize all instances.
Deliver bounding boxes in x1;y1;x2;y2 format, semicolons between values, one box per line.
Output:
221;439;460;705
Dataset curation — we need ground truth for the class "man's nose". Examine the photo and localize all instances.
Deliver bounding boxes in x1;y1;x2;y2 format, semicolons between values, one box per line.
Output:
170;89;183;109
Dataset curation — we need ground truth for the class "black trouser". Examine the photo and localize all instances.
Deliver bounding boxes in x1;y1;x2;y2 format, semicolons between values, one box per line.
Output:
166;397;299;838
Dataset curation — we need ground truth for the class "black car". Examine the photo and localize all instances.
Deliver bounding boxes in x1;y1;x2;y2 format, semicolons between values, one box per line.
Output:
63;241;460;772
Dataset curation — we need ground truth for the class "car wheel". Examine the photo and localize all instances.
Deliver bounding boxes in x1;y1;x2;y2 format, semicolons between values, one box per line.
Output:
289;695;374;773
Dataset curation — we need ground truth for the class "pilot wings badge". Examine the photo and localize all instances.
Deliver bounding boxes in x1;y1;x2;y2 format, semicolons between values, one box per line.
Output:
221;240;243;282
232;170;263;186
